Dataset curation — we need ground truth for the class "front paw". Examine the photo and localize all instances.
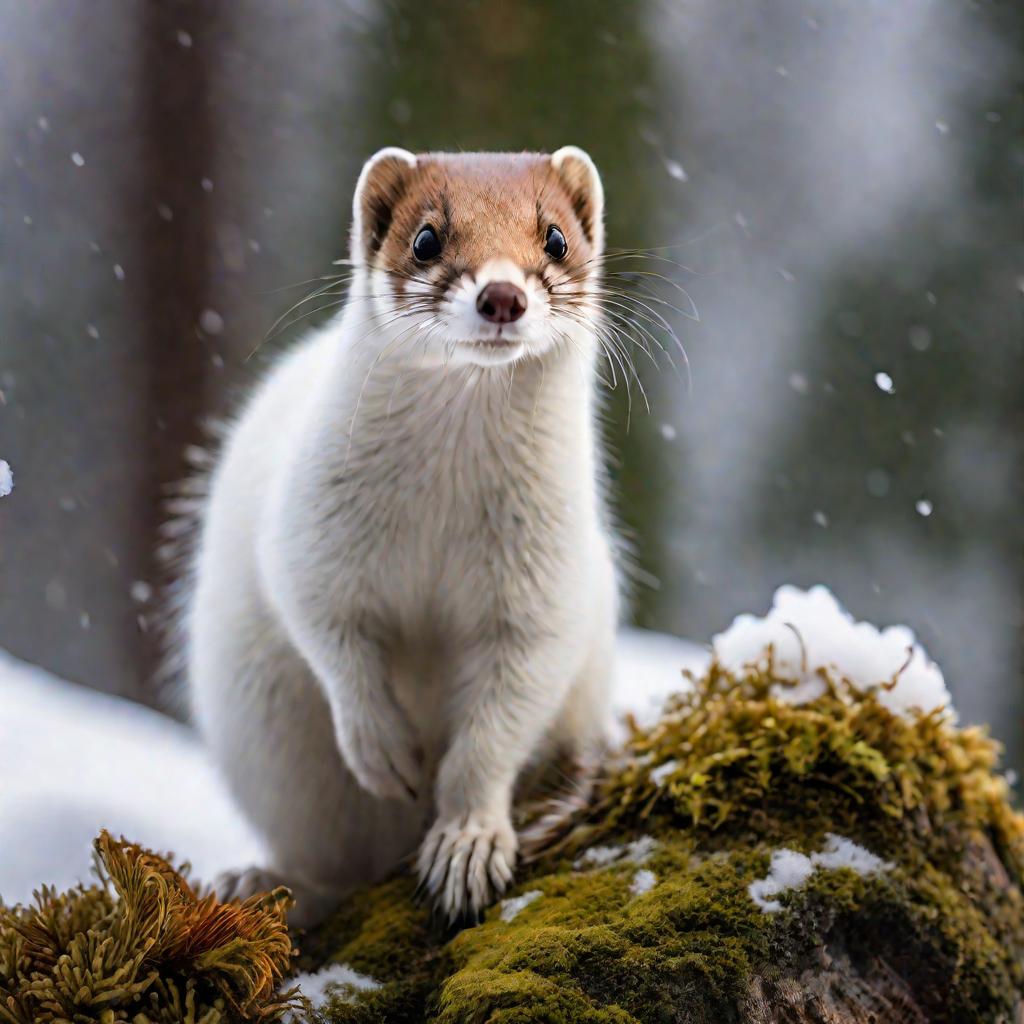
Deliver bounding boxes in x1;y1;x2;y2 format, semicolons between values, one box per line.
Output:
337;701;422;803
416;812;517;924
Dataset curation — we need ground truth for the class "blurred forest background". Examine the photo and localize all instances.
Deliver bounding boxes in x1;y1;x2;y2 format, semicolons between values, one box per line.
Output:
1;0;1021;777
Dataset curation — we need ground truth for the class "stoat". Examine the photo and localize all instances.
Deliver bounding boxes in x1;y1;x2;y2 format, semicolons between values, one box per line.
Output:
186;147;619;926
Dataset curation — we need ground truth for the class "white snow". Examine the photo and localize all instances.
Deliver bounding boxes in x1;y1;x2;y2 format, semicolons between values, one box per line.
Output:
629;869;657;897
611;627;707;737
0;630;689;906
499;889;542;922
874;371;895;394
0;460;13;497
811;832;893;876
284;962;379;1021
712;585;953;719
747;849;815;913
748;833;892;913
649;759;679;787
664;158;688;182
199;309;224;335
0;588;947;906
0;649;263;906
915;499;934;517
575;836;656;870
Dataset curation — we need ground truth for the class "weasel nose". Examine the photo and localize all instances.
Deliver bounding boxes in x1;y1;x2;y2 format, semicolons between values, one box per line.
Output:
476;281;527;324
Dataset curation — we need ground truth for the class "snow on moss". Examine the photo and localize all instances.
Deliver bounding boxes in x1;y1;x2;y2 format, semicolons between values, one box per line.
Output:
748;833;893;913
629;868;657;897
713;584;953;719
575;835;656;869
285;962;380;1021
499;889;542;922
649;758;679;786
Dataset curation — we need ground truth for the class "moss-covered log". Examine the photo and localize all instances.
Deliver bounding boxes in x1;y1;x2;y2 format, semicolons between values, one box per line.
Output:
299;664;1024;1024
3;661;1021;1023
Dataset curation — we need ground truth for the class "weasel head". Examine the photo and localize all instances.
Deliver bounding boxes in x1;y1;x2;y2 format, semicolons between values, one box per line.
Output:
349;147;604;367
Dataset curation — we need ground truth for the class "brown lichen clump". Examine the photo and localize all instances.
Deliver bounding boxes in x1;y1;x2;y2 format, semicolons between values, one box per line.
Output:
303;662;1024;1024
0;831;296;1024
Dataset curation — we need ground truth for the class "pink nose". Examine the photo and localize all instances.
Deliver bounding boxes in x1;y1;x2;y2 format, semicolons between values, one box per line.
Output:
476;281;527;324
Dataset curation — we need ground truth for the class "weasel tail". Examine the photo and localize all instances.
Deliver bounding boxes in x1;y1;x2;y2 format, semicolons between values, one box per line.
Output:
186;147;619;925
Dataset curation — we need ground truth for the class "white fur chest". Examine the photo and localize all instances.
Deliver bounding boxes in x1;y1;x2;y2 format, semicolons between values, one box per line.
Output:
261;327;600;646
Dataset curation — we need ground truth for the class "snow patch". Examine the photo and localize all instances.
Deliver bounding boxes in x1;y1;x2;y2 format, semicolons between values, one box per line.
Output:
629;869;657;897
748;833;893;913
0;460;12;497
0;648;263;905
611;627;708;739
713;585;953;719
284;962;379;1020
649;759;679;787
576;835;656;870
499;889;542;922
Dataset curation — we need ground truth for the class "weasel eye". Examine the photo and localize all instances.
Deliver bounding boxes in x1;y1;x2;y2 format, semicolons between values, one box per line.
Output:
412;226;442;261
544;224;568;261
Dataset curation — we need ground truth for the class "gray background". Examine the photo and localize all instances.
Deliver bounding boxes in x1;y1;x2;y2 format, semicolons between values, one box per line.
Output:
1;0;1020;778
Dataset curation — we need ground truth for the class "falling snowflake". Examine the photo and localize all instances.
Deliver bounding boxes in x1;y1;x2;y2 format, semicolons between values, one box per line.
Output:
874;371;895;394
915;499;933;517
664;158;688;182
199;309;224;335
908;326;931;352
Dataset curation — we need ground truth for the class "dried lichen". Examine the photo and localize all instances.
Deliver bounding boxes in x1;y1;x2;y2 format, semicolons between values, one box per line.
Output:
0;831;296;1024
303;661;1024;1023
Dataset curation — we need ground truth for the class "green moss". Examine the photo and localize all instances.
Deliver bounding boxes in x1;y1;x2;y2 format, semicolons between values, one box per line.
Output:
306;661;1024;1022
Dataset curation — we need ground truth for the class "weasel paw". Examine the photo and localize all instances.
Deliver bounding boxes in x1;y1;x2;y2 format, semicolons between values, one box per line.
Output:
338;702;423;803
416;813;517;924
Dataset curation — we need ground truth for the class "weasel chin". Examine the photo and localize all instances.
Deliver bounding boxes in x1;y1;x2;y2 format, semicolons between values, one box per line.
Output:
450;339;528;367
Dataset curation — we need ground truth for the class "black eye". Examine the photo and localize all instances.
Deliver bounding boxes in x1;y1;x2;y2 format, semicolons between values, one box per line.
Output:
544;224;568;260
412;226;442;261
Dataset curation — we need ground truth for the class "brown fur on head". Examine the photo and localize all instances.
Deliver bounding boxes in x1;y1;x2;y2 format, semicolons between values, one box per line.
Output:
349;147;605;367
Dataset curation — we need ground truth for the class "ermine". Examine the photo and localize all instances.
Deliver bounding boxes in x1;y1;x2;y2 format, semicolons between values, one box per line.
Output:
186;147;619;926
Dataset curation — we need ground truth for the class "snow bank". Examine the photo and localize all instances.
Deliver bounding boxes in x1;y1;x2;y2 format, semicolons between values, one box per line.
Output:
0;649;263;906
611;627;708;732
0;588;949;906
713;584;952;719
0;629;700;906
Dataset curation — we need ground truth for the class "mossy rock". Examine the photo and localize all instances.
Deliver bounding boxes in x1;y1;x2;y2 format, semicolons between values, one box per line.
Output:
3;663;1021;1022
300;664;1024;1024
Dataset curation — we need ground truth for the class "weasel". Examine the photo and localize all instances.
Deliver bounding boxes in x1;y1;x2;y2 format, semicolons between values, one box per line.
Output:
187;147;619;926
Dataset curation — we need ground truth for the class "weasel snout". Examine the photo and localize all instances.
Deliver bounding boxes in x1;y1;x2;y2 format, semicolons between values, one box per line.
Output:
476;281;527;324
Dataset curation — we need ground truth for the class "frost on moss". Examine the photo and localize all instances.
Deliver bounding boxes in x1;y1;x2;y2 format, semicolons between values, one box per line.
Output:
0;831;296;1024
305;662;1024;1023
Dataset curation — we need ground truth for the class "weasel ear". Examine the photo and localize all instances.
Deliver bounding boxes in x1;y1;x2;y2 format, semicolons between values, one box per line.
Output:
550;146;604;253
351;147;418;264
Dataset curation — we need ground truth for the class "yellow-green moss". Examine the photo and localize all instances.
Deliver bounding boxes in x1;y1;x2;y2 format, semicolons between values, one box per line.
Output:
306;663;1024;1023
0;832;296;1024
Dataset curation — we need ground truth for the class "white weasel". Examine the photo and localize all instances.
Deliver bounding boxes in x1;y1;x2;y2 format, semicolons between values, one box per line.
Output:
187;147;618;925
